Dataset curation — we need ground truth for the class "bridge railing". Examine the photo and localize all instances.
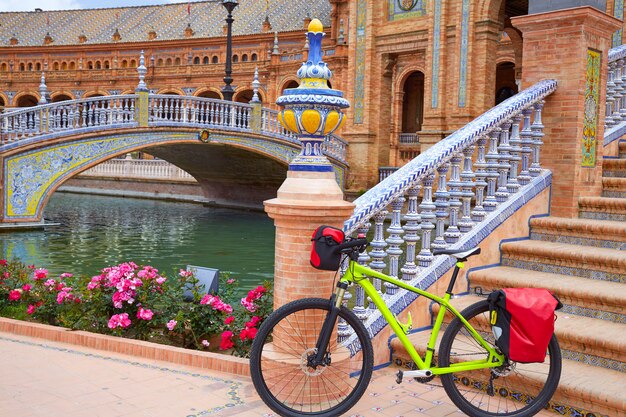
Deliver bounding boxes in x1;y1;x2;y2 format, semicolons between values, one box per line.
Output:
0;95;137;146
79;158;195;181
604;44;626;145
340;80;557;341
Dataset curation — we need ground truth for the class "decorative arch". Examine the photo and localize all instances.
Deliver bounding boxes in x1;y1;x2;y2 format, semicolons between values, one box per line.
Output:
83;90;109;98
13;91;40;107
194;88;222;99
397;69;425;133
156;88;184;95
279;77;300;95
51;92;75;102
234;88;254;103
211;55;219;64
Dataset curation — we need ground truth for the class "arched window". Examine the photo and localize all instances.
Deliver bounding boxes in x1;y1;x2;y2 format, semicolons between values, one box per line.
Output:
495;62;518;104
104;60;110;69
95;61;102;69
36;63;41;71
19;63;25;71
251;53;258;61
130;59;137;67
88;61;94;70
0;63;6;71
175;57;181;65
157;58;164;66
61;62;67;70
242;54;248;62
232;54;239;63
212;56;218;64
69;62;75;70
27;63;33;71
166;58;172;66
194;57;200;64
53;62;59;70
121;60;128;68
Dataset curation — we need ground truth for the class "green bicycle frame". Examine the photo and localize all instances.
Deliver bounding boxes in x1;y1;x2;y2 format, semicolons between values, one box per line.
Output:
338;260;504;375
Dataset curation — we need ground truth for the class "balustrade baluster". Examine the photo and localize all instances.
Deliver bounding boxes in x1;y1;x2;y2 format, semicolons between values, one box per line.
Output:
445;154;463;243
353;223;371;321
507;114;523;194
518;108;533;185
385;197;405;296
496;120;512;203
130;100;135;123
484;128;500;212
472;135;488;222
417;172;436;267
368;211;387;309
459;144;476;232
431;163;450;250
529;101;545;177
82;103;88;127
606;61;617;127
619;59;626;121
219;104;225;125
62;107;68;130
612;59;624;124
401;186;421;282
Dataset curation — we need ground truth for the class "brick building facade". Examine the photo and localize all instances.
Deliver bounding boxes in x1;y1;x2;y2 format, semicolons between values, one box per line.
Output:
0;0;624;191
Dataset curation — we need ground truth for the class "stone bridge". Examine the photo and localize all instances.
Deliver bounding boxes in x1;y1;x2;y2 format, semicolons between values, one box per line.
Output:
0;94;347;225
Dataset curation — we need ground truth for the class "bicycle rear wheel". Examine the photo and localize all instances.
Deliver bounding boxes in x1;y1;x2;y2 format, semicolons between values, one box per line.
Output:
249;297;374;417
439;300;561;417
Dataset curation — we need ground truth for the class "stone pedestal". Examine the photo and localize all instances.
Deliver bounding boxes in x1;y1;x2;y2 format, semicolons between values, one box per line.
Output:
264;171;354;309
512;7;621;217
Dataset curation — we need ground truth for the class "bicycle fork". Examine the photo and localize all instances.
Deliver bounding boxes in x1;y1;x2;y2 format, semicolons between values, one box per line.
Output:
309;282;349;368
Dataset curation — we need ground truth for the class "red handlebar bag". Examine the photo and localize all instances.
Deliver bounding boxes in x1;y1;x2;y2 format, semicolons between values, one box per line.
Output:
310;225;345;271
487;288;562;363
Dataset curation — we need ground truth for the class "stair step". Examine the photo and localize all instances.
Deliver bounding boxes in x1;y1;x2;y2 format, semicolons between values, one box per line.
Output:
529;216;626;249
500;240;626;282
602;158;626;177
602;177;626;197
579;196;626;221
390;314;625;417
468;266;625;322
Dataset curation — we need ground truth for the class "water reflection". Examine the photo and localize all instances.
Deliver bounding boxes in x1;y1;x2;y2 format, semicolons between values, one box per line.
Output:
0;193;276;293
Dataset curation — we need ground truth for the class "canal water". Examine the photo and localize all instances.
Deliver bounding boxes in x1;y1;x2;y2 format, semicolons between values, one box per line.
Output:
0;193;276;294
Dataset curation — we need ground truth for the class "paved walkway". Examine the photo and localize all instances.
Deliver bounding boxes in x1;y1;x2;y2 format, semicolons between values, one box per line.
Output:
0;333;554;417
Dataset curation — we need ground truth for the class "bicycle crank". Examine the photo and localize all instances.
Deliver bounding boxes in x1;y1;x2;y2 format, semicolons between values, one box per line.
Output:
395;369;433;384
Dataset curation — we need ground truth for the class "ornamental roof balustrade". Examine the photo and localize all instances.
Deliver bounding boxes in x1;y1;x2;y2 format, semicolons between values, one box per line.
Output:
339;80;557;342
0;1;331;47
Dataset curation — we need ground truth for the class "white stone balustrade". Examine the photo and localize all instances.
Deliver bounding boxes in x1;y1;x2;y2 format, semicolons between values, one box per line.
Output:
341;80;557;339
78;158;195;181
604;44;626;145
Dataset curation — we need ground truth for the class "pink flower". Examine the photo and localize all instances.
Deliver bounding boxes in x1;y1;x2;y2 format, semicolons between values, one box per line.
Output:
166;320;177;331
239;327;257;341
27;264;35;270
201;339;210;347
246;316;261;328
156;277;166;285
44;279;56;289
108;313;131;329
136;307;154;321
56;287;73;304
224;316;235;325
22;284;32;292
27;304;36;315
59;273;73;279
226;278;235;284
179;269;194;278
34;268;48;280
200;294;215;305
0;259;7;266
241;298;257;313
8;289;21;301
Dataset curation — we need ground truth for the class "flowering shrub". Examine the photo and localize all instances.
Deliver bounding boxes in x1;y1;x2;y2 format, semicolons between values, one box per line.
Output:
0;258;273;357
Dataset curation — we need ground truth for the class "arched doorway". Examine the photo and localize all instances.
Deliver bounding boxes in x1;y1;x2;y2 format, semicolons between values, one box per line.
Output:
197;90;221;100
234;89;254;103
280;80;299;95
495;61;518;104
52;94;73;102
401;71;424;133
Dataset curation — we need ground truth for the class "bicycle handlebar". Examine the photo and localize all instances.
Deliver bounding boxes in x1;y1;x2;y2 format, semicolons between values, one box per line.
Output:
333;238;369;254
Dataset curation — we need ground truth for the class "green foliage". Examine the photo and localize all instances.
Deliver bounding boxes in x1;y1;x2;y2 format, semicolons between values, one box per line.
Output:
0;258;273;358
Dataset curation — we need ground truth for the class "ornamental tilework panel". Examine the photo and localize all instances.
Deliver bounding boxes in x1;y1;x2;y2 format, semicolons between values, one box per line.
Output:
582;49;601;167
387;0;428;22
458;0;470;108
613;0;624;48
353;0;367;124
431;0;442;108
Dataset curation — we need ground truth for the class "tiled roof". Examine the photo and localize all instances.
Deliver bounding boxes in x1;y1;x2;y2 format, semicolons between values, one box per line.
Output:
0;1;331;46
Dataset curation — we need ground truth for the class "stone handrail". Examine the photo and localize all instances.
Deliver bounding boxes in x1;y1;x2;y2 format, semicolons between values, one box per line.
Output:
340;79;557;340
0;94;347;164
0;95;137;147
604;44;626;145
78;158;196;181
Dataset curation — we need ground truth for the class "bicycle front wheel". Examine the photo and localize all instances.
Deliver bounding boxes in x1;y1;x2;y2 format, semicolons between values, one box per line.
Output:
249;297;374;417
439;300;561;417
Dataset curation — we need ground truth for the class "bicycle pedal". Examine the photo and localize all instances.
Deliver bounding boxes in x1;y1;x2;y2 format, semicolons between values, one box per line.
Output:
396;370;403;384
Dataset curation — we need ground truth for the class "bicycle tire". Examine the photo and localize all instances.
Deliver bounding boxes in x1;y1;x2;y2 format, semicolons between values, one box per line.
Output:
439;300;561;417
249;297;374;417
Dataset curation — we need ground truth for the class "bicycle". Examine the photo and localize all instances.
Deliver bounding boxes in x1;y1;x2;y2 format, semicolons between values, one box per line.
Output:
250;234;562;417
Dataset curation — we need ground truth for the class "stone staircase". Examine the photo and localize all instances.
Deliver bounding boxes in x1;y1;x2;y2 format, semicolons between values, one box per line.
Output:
390;140;626;417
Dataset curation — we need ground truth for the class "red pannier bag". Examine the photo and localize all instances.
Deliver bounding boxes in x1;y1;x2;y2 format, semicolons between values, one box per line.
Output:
487;288;562;363
310;225;345;271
